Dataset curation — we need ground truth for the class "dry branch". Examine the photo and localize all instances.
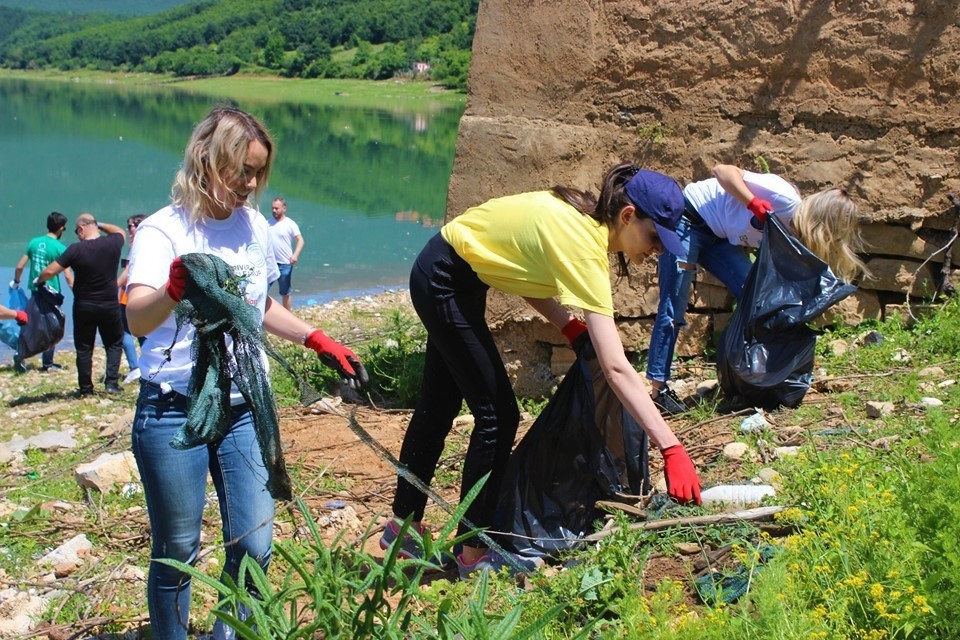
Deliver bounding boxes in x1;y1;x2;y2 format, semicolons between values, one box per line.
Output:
582;506;787;542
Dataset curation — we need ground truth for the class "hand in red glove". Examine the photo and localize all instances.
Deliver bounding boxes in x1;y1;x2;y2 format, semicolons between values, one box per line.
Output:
165;256;188;302
662;444;702;505
304;329;369;388
15;310;27;326
747;196;774;230
561;317;589;350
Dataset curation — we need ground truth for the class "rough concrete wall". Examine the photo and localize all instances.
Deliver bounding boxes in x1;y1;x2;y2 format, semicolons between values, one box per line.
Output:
448;0;960;396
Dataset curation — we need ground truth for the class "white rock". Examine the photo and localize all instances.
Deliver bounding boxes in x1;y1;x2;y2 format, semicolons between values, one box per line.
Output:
918;367;945;377
32;430;78;450
829;339;848;357
695;379;720;397
757;467;782;484
774;446;800;459
75;451;140;493
919;397;944;408
38;534;92;568
723;442;751;460
866;401;895;418
0;589;50;637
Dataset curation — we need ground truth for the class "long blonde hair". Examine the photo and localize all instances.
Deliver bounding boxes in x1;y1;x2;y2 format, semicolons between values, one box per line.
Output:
172;106;275;223
792;187;869;282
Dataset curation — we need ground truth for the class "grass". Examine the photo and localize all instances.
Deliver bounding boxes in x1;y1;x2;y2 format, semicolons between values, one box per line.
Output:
0;68;466;111
2;295;960;637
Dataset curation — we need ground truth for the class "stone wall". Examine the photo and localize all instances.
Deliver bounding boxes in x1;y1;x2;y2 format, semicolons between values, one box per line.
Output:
447;0;960;396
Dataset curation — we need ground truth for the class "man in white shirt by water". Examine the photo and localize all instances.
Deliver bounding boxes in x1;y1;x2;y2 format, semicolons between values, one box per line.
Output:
267;197;304;310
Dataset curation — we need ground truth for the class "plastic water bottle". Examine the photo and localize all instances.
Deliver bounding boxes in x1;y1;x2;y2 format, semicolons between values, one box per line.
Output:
700;484;776;506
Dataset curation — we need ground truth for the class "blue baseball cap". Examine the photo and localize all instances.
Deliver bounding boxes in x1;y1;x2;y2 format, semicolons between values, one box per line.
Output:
624;170;685;256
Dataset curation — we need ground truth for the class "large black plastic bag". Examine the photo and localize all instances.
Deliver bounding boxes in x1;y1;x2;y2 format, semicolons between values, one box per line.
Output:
18;284;65;360
495;340;650;560
717;214;856;408
0;284;28;351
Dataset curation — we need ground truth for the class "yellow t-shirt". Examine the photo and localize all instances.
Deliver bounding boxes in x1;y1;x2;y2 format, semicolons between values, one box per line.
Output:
440;191;613;316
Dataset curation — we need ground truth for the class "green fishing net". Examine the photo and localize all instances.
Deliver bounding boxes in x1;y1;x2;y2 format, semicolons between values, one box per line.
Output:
167;253;296;500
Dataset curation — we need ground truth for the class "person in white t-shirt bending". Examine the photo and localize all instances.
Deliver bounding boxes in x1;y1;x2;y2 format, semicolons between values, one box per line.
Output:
646;164;870;415
267;197;304;310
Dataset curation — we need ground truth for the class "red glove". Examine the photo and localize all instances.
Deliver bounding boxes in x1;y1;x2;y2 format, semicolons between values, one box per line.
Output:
662;444;702;505
15;310;27;326
165;256;188;302
747;196;774;229
304;329;369;388
561;317;588;349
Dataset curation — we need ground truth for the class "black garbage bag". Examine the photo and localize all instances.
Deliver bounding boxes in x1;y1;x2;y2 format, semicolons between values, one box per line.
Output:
494;340;650;560
717;214;857;409
18;284;66;360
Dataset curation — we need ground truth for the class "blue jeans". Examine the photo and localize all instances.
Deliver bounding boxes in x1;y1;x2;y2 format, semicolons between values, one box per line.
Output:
272;263;293;296
131;381;274;640
121;303;138;370
647;217;753;384
122;333;139;369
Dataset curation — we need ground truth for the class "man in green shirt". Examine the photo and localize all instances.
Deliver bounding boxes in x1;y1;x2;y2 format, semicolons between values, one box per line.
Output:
13;212;72;372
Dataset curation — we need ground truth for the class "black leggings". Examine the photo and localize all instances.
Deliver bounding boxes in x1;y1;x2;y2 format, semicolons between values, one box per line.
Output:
392;233;520;541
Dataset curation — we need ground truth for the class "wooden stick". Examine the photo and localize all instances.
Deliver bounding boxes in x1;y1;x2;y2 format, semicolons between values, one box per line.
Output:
582;506;787;542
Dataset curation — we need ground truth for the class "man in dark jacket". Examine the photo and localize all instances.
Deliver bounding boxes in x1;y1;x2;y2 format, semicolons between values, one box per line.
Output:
38;213;125;396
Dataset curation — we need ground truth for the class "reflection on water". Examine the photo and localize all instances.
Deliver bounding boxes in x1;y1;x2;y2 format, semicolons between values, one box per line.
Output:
0;77;464;359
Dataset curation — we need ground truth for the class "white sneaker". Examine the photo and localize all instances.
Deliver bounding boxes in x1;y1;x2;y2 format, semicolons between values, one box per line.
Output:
123;368;141;384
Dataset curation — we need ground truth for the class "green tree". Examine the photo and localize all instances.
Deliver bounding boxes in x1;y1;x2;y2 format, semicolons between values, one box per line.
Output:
262;32;284;68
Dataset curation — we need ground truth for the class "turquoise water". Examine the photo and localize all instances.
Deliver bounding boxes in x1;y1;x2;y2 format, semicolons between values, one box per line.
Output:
0;78;465;358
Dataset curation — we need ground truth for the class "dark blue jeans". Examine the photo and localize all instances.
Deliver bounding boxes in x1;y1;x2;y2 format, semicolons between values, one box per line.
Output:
131;381;274;640
392;233;520;540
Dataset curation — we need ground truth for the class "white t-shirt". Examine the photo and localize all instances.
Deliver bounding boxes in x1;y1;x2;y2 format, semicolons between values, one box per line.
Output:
127;205;280;401
268;216;301;264
683;171;801;248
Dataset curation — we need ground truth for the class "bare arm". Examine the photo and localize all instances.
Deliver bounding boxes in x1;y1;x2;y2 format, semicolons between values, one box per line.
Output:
522;296;576;330
125;283;178;337
711;164;757;206
583;311;681;451
64;267;74;289
0;305;18;321
14;255;27;284
263;296;315;342
98;221;127;240
37;261;65;285
290;235;304;265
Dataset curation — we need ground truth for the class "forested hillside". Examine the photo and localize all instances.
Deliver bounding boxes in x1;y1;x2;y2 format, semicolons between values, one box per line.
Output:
0;0;477;88
0;1;189;15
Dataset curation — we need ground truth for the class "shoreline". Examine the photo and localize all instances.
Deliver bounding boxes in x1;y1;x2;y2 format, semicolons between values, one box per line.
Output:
0;287;414;363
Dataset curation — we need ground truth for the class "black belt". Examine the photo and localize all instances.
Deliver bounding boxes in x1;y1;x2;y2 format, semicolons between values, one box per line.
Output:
682;197;712;232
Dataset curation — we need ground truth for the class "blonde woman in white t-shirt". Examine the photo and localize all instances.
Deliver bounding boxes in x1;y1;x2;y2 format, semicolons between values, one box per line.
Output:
647;164;869;414
125;106;367;640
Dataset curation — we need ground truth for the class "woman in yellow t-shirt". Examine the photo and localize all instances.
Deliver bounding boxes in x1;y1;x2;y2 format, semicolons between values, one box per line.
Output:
381;165;703;579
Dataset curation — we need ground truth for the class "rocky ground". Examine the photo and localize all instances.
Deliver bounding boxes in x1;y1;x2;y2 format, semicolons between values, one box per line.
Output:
0;289;919;638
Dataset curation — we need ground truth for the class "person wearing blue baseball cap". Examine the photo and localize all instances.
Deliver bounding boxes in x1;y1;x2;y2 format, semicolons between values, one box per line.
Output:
646;164;869;414
382;163;702;580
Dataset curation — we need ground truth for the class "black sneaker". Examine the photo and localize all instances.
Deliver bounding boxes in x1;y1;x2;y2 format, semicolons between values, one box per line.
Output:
12;356;26;374
41;363;64;373
104;383;123;394
652;387;687;415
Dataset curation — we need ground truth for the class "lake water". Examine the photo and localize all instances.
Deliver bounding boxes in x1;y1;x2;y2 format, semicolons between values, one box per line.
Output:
0;77;464;360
